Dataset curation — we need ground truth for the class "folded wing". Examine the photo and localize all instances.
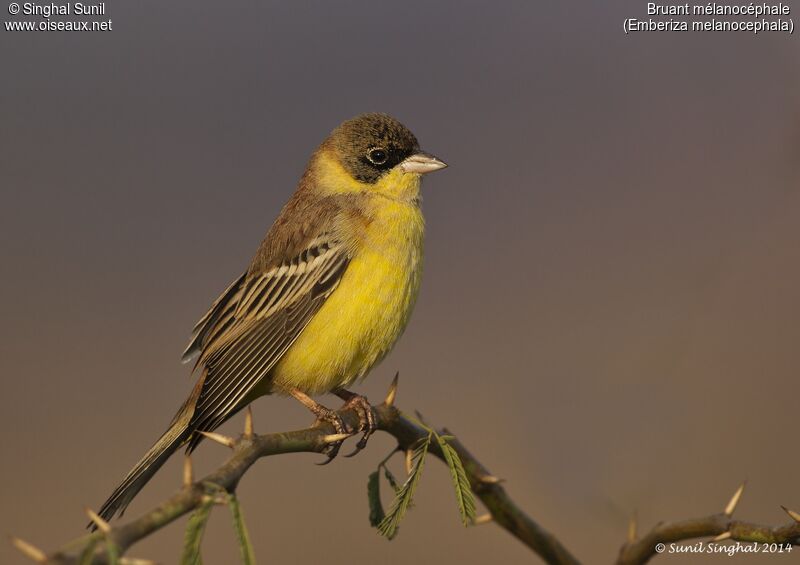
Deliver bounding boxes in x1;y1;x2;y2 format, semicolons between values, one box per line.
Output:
183;236;350;444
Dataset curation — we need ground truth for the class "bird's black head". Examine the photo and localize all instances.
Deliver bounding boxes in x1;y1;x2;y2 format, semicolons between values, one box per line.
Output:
327;113;421;184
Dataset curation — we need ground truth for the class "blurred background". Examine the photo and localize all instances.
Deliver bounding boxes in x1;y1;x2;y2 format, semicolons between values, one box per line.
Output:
1;1;798;564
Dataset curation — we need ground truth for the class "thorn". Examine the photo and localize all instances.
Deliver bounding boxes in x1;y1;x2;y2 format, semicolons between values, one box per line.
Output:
384;372;399;407
405;449;413;475
724;481;746;516
244;405;254;438
199;431;236;448
781;505;800;523
627;511;638;543
414;410;429;426
322;433;350;444
712;531;731;542
120;559;159;565
10;537;46;562
183;454;193;487
480;475;504;484
85;507;111;534
473;513;493;525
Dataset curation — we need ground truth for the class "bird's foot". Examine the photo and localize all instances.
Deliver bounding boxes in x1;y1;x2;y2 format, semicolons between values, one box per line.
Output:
313;404;350;464
290;388;352;464
334;388;377;458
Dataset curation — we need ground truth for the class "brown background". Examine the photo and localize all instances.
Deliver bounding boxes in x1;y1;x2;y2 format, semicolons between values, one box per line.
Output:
1;2;798;564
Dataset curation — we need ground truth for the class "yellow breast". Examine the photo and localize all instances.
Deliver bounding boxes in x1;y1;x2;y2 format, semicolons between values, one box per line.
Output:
270;195;425;395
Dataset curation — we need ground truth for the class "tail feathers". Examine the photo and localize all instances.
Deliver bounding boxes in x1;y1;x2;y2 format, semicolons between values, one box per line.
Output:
90;419;190;528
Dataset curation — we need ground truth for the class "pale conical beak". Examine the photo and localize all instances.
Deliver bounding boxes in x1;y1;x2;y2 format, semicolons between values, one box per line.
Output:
399;152;448;174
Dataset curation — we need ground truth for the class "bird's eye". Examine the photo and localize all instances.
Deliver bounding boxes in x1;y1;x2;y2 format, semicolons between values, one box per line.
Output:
367;147;388;165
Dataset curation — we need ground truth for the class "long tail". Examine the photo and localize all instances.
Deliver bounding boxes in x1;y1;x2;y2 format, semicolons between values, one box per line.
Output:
91;416;191;527
91;374;208;527
92;374;206;527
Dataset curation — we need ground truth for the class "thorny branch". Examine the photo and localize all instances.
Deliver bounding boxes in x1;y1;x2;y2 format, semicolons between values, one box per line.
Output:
617;483;800;565
11;378;800;565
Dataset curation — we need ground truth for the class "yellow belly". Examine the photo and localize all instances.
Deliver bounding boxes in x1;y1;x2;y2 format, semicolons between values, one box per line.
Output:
269;199;425;395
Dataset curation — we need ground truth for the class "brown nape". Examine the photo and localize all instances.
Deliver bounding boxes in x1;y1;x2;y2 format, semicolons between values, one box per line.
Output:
326;113;420;184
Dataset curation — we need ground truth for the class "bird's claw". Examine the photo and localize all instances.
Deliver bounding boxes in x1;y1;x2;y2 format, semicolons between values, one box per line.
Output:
314;406;351;465
341;394;377;458
310;390;376;463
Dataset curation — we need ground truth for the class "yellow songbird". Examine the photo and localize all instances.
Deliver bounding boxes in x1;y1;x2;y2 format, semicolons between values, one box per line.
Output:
94;113;447;523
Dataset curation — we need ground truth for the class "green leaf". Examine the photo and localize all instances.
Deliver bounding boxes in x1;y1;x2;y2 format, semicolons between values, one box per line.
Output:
180;496;215;565
367;471;386;527
77;537;99;565
383;465;401;494
105;538;120;565
378;434;432;540
227;494;256;565
436;433;477;526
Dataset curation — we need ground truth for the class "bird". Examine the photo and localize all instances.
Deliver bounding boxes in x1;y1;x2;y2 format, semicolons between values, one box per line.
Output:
93;113;447;524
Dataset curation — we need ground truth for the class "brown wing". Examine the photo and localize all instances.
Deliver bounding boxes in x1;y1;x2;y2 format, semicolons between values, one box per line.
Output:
181;272;247;365
183;235;350;442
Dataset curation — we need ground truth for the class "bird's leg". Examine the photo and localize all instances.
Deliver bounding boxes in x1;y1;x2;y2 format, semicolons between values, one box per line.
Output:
333;388;377;457
289;388;350;464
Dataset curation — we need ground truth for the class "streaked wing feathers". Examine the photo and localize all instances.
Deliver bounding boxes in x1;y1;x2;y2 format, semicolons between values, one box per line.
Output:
181;273;247;363
185;237;349;439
